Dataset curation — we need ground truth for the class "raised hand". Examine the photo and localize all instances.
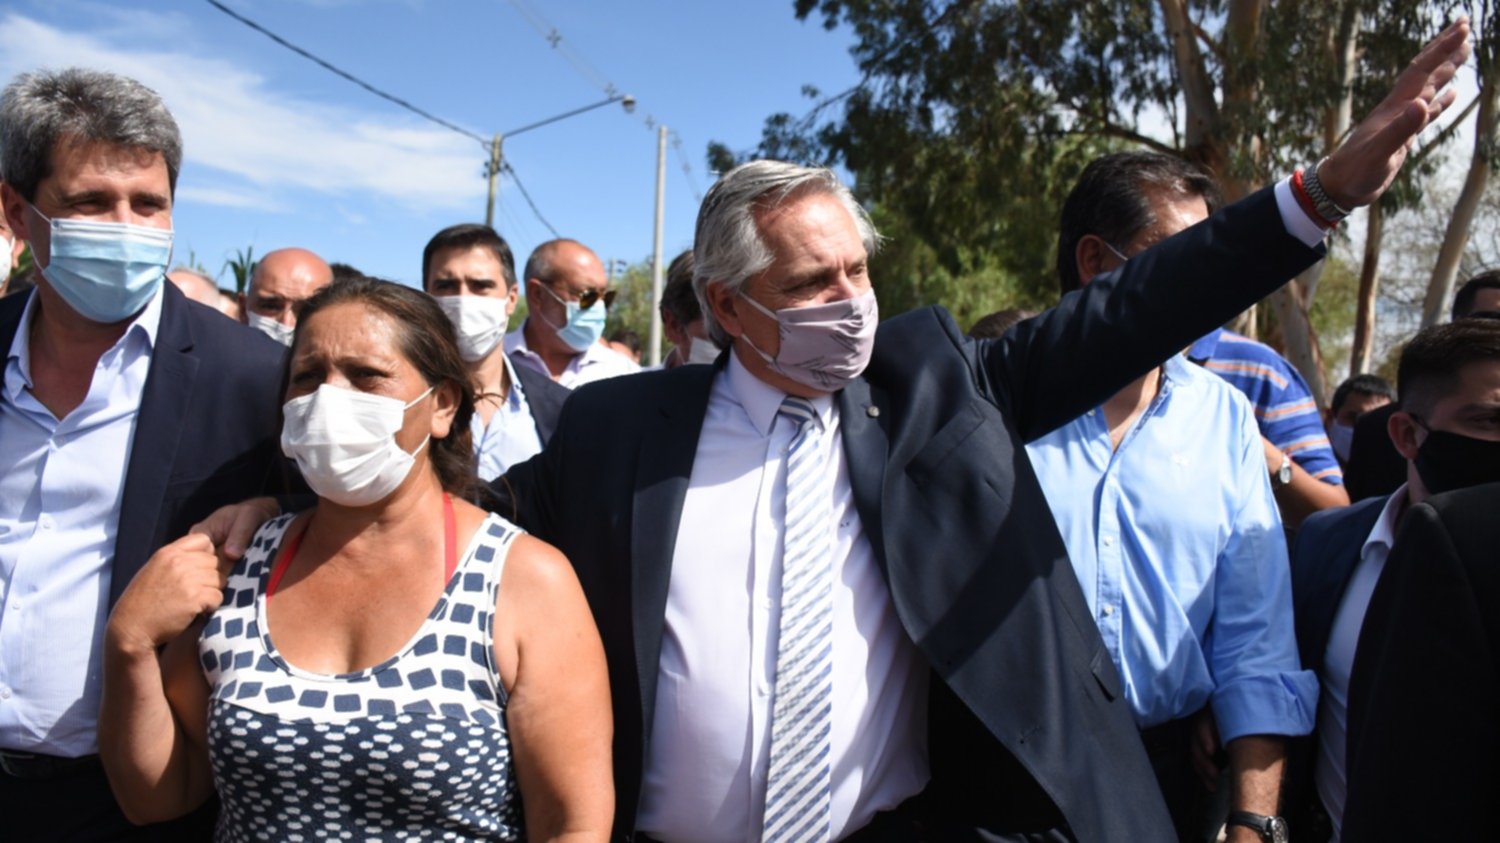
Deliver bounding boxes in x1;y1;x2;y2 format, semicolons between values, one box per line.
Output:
1320;17;1472;209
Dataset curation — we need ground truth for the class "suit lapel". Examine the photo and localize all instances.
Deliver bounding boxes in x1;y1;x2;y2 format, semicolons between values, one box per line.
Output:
630;365;714;739
111;286;198;605
838;377;890;574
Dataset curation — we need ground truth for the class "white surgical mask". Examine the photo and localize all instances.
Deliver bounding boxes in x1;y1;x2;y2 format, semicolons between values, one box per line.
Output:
1;235;12;278
247;310;296;347
281;384;434;507
435;295;510;362
685;335;722;366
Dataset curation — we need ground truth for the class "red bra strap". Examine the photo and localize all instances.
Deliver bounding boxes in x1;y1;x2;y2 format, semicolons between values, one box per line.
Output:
443;493;458;583
267;494;458;602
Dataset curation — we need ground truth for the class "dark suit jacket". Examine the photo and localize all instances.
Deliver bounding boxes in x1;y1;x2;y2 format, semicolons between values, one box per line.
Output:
1283;494;1389;835
0;283;290;608
497;186;1323;842
512;360;568;443
1341;481;1500;841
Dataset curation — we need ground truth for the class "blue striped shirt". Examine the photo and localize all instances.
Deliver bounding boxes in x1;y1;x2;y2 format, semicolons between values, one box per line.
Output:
1188;328;1343;484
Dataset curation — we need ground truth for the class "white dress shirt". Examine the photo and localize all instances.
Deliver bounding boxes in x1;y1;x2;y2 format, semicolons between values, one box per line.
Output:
504;322;639;389
1315;484;1406;841
636;353;928;843
0;288;163;756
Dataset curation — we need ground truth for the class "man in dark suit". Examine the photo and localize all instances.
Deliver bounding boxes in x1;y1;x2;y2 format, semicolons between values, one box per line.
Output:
1287;317;1500;840
421;223;569;482
491;23;1470;842
0;68;288;840
1340;481;1500;841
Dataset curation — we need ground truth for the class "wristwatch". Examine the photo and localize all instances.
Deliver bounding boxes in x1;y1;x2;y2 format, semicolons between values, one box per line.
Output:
1272;451;1292;488
1303;159;1352;224
1226;811;1289;843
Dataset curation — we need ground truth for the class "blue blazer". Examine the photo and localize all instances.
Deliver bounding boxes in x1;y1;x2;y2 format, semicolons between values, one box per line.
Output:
1291;495;1389;675
499;186;1325;842
0;282;290;607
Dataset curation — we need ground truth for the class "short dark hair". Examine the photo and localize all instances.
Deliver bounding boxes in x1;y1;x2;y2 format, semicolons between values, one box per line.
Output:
659;249;701;326
608;329;642;356
328;262;363;284
1452;269;1500;320
1331;373;1395;417
969;308;1039;339
421;224;517;290
1397;319;1500;420
1055;151;1221;297
294;275;477;501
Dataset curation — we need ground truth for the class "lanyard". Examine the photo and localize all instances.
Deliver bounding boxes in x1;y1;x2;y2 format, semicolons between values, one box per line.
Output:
266;493;457;600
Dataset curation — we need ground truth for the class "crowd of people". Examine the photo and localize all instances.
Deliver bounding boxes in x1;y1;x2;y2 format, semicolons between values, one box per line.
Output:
0;17;1493;843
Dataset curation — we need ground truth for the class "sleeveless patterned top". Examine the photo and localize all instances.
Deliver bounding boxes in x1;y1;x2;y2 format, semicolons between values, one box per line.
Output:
199;512;524;841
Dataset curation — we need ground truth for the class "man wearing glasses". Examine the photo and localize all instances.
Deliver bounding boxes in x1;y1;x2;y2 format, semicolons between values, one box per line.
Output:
506;238;640;388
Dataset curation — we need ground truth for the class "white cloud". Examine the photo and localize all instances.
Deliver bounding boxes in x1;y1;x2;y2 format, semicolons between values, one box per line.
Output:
175;185;285;212
0;11;485;212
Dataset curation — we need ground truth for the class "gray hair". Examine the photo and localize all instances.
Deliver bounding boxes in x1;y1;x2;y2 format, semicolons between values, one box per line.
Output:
0;68;182;201
693;160;880;347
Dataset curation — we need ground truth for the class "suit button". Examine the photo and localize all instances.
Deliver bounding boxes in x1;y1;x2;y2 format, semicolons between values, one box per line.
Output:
866;405;880;417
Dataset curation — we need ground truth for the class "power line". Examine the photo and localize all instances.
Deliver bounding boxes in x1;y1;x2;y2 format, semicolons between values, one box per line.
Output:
502;163;561;239
501;0;704;202
204;0;486;146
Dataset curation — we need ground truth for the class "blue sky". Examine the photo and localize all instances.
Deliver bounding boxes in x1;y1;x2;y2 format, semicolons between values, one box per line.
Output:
0;0;862;288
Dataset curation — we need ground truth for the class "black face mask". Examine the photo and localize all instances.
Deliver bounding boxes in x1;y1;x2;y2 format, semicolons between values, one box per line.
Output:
1414;428;1500;495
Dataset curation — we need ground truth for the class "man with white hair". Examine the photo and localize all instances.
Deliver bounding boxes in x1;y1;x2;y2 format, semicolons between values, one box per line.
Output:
490;21;1470;842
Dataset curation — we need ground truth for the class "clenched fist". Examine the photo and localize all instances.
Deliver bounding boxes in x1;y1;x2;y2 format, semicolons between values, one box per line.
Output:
106;533;234;657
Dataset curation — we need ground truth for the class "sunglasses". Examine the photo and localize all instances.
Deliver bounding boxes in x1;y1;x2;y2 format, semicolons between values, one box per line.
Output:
538;281;617;310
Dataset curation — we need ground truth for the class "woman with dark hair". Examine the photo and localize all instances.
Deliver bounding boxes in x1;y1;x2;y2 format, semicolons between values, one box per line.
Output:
98;276;613;841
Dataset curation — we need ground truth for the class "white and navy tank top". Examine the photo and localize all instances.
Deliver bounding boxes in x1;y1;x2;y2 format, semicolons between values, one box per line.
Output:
200;511;524;841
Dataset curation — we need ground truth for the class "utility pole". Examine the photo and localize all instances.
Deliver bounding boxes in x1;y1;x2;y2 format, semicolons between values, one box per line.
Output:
485;133;504;228
649;124;667;366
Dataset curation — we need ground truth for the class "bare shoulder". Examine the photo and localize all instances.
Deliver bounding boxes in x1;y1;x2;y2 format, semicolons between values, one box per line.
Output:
498;533;581;603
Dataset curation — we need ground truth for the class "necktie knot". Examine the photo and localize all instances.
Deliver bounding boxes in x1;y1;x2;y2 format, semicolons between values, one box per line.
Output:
778;395;818;430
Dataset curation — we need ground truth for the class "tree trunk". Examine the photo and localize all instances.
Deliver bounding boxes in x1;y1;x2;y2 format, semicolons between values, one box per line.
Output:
1351;198;1385;375
1422;69;1500;326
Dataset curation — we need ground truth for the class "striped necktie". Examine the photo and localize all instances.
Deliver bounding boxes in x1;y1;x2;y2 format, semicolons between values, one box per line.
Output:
762;395;834;843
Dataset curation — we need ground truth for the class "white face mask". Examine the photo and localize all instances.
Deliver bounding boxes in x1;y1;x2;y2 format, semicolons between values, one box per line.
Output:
281;384;434;507
685;335;722;365
435;294;510;362
247;310;296;347
1;235;12;278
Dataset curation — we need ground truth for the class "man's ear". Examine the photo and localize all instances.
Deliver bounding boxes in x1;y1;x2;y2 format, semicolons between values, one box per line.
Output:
1074;235;1111;288
705;280;744;340
1388;409;1423;461
0;182;28;244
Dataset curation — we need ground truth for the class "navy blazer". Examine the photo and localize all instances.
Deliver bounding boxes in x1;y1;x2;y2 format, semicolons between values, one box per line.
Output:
497;186;1323;842
1282;494;1388;834
0;283;290;607
511;360;569;444
1343;482;1500;841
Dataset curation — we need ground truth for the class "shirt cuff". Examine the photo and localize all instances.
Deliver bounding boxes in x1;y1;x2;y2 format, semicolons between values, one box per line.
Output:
1211;670;1320;744
1274;177;1332;248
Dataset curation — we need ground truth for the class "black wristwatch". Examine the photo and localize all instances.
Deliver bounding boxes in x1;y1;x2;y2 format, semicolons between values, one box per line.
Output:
1226;811;1289;843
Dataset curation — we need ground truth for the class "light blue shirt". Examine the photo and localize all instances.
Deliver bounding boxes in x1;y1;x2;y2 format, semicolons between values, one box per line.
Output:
470;354;543;483
0;288;163;756
1025;355;1317;742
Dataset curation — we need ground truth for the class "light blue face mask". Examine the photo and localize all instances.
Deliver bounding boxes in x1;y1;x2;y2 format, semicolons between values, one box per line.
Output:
536;282;608;352
30;204;173;323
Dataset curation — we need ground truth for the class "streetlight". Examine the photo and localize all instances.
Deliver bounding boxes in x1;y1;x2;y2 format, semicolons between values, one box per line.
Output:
485;94;636;228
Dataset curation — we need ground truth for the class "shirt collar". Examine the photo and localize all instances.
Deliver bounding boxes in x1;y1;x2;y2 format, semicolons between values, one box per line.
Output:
500;351;528;409
1362;482;1410;559
724;350;835;437
504;319;616;372
5;284;164;398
